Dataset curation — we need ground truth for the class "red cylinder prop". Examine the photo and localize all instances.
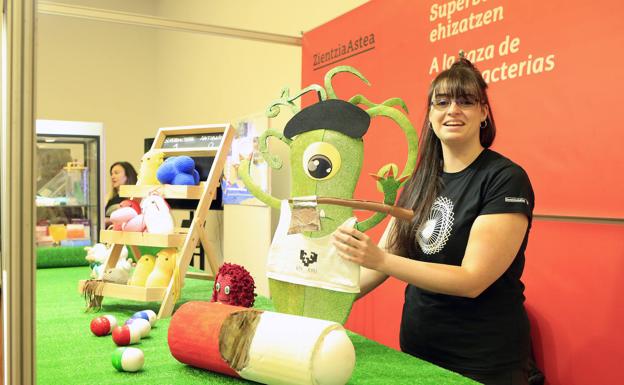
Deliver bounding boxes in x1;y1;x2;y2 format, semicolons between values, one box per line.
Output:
168;301;249;378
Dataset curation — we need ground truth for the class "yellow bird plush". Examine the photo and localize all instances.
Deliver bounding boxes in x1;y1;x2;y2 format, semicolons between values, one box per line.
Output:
145;248;177;288
136;150;164;185
127;254;156;286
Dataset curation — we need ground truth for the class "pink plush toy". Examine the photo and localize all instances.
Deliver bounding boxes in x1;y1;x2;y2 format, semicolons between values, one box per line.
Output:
123;214;146;232
141;195;174;234
110;200;142;231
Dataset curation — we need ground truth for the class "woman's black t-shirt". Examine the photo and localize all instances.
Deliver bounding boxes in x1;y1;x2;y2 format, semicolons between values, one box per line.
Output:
399;149;534;373
105;195;124;218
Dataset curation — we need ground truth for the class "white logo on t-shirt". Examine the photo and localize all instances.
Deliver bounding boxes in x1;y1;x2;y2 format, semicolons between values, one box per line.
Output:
417;196;454;254
505;197;529;205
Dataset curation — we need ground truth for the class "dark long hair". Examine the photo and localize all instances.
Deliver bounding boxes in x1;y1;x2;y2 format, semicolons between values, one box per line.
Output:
386;58;496;256
109;161;137;199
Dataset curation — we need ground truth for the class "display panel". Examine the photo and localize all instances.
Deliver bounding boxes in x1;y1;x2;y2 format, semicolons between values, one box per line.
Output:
162;133;224;149
302;0;624;219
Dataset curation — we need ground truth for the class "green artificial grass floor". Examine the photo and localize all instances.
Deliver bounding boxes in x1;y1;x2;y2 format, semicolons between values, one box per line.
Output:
36;245;163;268
36;266;477;385
37;246;90;268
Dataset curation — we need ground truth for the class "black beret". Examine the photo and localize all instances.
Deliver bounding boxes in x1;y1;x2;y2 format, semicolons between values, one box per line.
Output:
283;99;370;139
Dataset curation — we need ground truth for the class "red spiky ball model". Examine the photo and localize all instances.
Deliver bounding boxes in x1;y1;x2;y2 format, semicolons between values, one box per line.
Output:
211;263;256;308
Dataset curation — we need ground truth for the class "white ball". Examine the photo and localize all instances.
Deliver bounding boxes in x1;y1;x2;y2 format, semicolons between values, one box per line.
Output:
126;317;151;338
143;310;157;326
112;347;144;372
132;310;157;326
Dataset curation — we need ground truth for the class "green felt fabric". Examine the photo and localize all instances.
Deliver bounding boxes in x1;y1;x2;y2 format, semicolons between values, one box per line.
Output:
290;129;363;238
268;278;357;324
37;267;477;385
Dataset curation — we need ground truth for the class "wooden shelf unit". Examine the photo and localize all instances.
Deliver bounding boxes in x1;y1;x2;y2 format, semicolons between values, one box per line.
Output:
77;123;233;319
119;183;206;200
78;280;167;302
100;230;187;248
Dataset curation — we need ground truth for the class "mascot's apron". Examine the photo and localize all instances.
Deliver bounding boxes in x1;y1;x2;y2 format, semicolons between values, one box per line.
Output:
266;200;360;293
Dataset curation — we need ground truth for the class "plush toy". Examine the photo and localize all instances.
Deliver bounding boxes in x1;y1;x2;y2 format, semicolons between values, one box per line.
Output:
145;248;177;288
122;212;146;232
156;156;200;185
103;267;130;284
142;195;174;234
136;150;164;185
122;199;141;214
127;254;156;286
211;263;256;307
85;243;131;279
109;199;141;231
238;65;418;324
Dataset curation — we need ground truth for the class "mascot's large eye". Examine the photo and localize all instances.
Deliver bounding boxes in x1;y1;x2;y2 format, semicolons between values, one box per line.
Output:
215;282;221;292
224;286;230;295
302;142;341;180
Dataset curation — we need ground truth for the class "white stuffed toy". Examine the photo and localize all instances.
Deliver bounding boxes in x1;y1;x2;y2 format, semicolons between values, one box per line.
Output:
85;243;132;279
141;195;174;234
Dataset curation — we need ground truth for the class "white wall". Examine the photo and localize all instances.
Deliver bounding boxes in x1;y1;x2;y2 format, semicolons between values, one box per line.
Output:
36;12;159;178
155;0;369;36
36;0;369;293
37;0;369;196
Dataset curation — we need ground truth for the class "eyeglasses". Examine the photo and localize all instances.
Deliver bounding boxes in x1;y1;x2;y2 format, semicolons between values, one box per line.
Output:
430;95;481;111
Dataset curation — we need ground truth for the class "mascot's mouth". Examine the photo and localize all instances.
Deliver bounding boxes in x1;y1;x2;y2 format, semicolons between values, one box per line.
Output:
288;196;358;234
318;209;333;221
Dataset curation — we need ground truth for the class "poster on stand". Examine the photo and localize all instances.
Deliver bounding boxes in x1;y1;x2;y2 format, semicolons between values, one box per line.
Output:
221;114;269;206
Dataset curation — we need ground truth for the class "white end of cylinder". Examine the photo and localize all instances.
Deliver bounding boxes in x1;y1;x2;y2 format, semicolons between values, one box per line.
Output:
238;312;356;385
312;328;356;385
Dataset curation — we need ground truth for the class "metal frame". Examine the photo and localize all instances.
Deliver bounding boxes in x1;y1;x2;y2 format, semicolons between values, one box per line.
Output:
1;1;36;384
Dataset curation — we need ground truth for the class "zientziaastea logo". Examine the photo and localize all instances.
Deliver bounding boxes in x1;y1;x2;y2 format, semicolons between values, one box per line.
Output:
312;33;375;71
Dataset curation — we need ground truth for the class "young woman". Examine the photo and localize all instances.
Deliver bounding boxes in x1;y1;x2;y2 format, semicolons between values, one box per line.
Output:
104;161;138;227
333;57;534;385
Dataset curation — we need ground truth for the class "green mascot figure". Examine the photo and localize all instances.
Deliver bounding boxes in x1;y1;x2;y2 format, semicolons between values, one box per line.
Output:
239;65;418;324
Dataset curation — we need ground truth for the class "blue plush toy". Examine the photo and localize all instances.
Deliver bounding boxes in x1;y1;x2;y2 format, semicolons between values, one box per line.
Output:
156;156;200;185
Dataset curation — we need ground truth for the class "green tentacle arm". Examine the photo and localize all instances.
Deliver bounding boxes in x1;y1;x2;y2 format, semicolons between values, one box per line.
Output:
266;85;327;118
325;66;371;100
258;129;292;169
364;104;418;184
353;104;418;232
239;157;281;209
267;87;299;118
354;182;399;232
290;84;327;103
349;94;409;114
238;129;292;210
355;165;410;232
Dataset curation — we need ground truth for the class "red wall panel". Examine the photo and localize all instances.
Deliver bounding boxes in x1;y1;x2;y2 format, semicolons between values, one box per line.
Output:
524;221;624;385
301;1;624;384
302;0;624;218
344;220;624;385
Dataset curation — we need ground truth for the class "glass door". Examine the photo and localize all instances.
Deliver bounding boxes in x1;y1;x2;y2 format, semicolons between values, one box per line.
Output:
35;120;105;248
36;134;100;247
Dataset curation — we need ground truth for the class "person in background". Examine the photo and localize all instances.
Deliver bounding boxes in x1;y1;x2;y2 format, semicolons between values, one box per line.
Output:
333;56;534;385
104;161;137;228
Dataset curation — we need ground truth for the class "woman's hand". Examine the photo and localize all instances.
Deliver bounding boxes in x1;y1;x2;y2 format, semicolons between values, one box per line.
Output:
332;226;388;271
